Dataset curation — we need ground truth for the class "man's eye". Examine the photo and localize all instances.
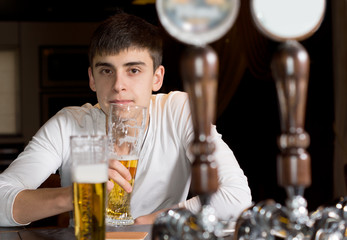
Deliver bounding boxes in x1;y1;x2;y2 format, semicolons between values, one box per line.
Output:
129;68;140;74
101;69;113;75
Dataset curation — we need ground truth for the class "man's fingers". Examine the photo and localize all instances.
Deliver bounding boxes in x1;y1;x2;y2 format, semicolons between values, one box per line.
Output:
106;180;114;193
109;159;132;181
108;159;133;193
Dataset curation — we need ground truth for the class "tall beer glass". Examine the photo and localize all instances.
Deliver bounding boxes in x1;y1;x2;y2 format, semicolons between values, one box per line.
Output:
71;135;108;240
106;103;147;226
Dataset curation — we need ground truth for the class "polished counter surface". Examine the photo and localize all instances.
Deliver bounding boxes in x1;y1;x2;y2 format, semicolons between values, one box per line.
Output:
0;224;153;240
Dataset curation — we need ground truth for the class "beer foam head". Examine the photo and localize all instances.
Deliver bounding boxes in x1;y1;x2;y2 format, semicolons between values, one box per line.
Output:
72;163;108;183
109;153;138;161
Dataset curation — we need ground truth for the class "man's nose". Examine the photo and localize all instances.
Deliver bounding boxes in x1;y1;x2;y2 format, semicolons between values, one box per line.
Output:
113;74;126;92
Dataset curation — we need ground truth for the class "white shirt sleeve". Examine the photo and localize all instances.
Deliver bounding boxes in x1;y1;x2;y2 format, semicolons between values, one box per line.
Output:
173;92;252;221
179;127;252;221
209;125;252;221
0;112;70;226
0;104;103;226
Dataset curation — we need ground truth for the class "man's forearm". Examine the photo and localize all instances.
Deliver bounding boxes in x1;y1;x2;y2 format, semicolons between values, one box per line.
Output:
13;186;73;225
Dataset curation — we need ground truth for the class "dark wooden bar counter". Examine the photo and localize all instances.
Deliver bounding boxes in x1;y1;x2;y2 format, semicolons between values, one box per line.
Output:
0;224;153;240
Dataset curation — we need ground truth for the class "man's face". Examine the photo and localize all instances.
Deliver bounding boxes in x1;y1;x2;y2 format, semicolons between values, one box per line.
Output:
88;48;164;115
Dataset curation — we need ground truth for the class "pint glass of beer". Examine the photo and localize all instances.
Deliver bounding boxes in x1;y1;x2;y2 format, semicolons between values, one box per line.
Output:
71;135;108;240
106;103;147;226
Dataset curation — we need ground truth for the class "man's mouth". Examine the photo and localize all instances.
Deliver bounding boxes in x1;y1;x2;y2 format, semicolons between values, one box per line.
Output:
109;100;134;105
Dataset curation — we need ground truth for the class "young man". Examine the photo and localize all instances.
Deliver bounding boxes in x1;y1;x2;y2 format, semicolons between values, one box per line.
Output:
0;13;251;227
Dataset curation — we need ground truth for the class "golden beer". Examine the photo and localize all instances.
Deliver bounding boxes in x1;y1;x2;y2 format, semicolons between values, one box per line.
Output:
106;158;138;225
72;164;108;240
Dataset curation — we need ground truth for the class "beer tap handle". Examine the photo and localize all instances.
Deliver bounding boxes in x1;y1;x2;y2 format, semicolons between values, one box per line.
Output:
180;45;219;202
271;40;311;190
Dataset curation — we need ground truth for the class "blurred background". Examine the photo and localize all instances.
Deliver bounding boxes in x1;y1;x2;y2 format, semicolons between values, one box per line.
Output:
0;0;337;215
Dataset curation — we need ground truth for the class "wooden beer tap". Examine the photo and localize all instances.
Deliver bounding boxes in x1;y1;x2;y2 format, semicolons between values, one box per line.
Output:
152;1;242;239
271;40;311;195
180;45;219;205
155;0;240;206
232;2;330;239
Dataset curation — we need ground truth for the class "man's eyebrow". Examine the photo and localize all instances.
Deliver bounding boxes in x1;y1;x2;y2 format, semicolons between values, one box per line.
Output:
124;61;146;67
94;62;113;68
94;61;146;68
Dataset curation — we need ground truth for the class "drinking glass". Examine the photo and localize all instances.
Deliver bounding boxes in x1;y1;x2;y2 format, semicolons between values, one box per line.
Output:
71;135;108;240
106;103;147;226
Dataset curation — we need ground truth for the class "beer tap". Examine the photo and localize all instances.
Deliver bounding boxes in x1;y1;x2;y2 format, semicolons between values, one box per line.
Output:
153;0;240;239
152;45;226;240
234;39;313;240
234;1;347;240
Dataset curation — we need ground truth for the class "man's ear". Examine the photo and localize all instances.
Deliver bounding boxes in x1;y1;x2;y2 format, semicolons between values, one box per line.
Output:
152;65;165;92
88;67;96;92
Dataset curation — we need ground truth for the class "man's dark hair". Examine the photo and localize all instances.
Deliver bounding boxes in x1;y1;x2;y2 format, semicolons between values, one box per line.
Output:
88;13;163;71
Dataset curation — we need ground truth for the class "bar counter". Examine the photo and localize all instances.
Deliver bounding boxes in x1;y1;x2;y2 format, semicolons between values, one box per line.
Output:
0;224;153;240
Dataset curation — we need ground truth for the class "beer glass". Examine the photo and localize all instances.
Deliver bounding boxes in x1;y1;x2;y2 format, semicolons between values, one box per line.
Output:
106;103;147;226
71;135;108;240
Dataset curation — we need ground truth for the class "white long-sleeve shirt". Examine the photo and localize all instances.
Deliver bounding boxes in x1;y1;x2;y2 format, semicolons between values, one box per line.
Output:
0;91;251;226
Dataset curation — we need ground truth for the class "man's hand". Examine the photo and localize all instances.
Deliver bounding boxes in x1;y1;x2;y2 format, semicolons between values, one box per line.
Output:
134;212;160;225
108;159;133;193
134;206;179;225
